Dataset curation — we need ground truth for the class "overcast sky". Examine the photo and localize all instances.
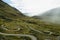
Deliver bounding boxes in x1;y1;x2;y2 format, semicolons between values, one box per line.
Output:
2;0;60;16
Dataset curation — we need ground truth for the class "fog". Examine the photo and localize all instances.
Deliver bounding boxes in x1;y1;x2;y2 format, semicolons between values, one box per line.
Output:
37;7;60;24
2;0;60;16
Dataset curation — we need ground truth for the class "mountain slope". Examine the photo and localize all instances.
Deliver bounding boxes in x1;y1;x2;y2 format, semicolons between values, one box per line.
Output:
0;0;60;40
0;0;25;19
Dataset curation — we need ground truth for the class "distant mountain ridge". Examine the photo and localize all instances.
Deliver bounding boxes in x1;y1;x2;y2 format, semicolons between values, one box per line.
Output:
33;7;60;24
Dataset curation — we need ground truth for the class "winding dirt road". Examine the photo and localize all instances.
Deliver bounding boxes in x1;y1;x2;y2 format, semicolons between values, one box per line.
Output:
0;32;37;40
0;26;37;40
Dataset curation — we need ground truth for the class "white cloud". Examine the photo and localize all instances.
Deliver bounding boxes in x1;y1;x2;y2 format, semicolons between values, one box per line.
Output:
3;0;60;16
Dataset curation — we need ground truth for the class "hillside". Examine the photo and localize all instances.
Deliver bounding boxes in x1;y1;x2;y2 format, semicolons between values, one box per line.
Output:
0;0;60;40
0;0;25;19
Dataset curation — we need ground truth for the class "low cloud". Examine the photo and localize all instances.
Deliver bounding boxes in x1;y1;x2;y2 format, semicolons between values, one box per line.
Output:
3;0;60;16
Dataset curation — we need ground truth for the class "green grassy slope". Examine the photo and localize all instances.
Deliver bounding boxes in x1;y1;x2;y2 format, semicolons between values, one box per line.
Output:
0;0;25;19
0;0;60;40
